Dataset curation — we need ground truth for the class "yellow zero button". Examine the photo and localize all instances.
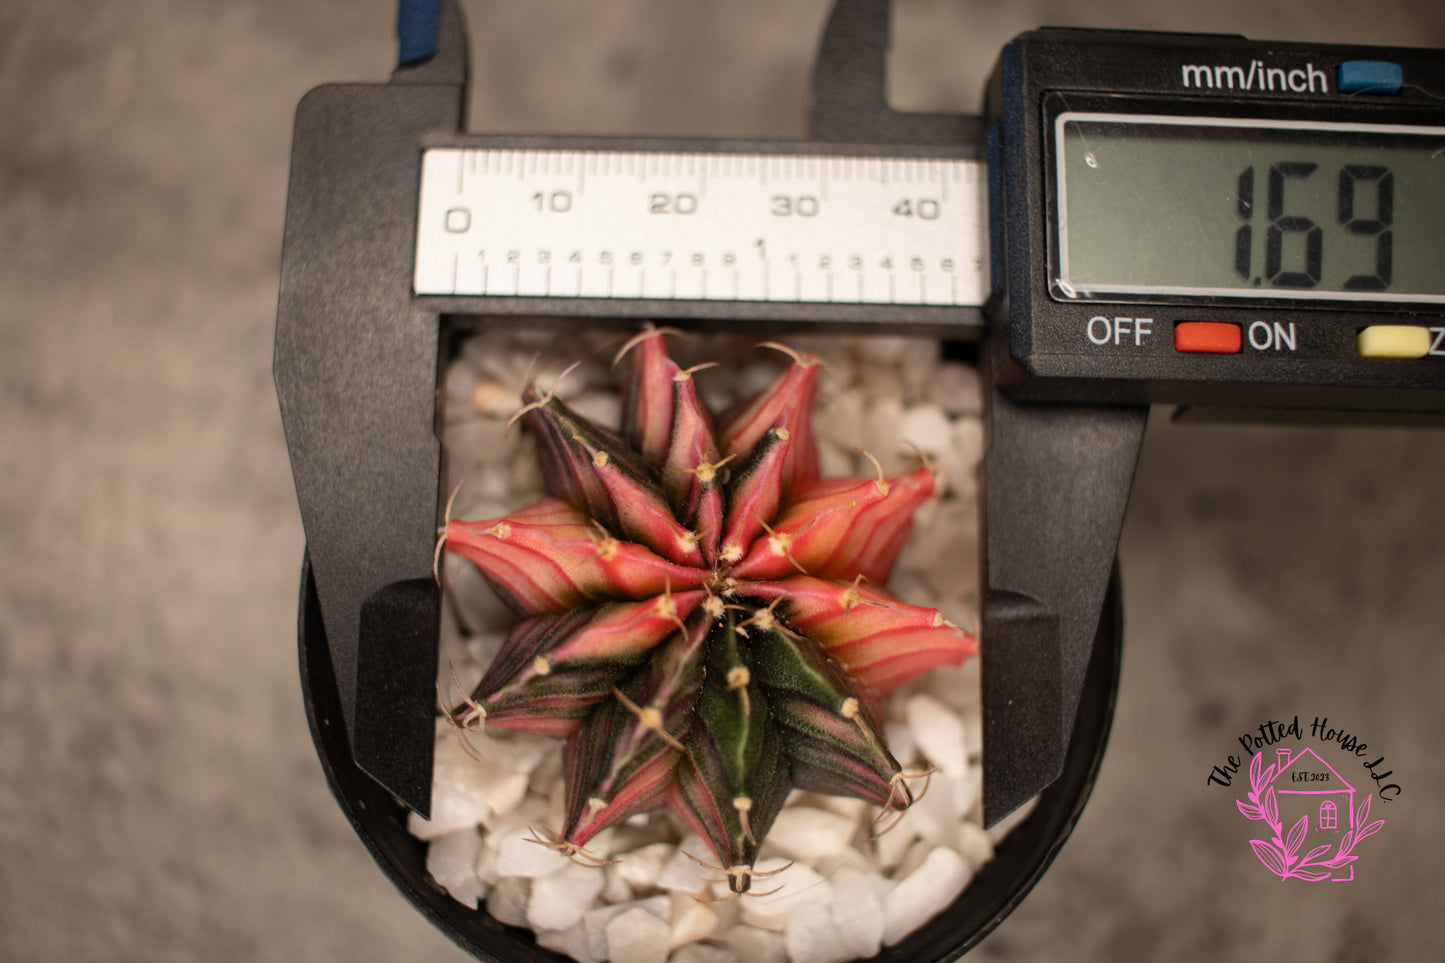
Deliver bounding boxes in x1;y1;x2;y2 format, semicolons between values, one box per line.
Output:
1357;325;1431;359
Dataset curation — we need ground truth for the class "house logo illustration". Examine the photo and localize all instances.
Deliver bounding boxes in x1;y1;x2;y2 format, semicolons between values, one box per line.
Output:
1236;746;1385;881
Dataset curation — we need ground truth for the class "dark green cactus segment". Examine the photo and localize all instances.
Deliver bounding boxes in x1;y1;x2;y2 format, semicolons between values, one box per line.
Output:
522;390;705;567
559;697;678;849
671;609;792;892
525;389;659;504
745;606;858;713
744;609;907;809
698;611;769;788
675;718;789;893
559;611;710;847
771;694;907;810
470;609;645;726
595;608;710;794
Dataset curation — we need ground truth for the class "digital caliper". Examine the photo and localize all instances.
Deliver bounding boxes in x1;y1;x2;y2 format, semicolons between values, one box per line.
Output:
275;0;1444;832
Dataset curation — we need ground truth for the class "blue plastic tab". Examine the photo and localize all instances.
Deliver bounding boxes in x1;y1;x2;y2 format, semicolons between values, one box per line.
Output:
396;0;441;66
1338;60;1403;94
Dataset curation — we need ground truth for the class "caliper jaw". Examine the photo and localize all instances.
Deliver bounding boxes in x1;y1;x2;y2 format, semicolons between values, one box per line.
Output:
275;0;471;817
979;349;1146;825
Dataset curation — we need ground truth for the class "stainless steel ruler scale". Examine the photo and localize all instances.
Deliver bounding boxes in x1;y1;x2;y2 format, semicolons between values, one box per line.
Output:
414;147;989;308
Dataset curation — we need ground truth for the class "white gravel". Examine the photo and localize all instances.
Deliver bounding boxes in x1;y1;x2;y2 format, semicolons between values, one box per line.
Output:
413;330;1011;962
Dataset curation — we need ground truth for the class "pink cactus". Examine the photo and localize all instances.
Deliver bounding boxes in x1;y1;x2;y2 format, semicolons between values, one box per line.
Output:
444;328;976;891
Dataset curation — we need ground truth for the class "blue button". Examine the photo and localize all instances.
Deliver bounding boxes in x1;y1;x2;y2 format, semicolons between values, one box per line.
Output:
1338;60;1403;94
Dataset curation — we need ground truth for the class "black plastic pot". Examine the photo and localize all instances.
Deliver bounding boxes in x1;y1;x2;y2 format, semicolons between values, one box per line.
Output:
298;554;1123;963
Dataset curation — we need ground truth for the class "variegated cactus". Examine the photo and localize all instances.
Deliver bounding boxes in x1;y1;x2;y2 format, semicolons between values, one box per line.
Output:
443;328;976;893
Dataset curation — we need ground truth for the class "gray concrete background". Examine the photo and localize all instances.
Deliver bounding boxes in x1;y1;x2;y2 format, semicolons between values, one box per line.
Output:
2;1;1442;960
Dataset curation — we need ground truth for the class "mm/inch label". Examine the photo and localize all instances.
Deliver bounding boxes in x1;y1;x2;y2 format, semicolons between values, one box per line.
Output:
413;148;988;306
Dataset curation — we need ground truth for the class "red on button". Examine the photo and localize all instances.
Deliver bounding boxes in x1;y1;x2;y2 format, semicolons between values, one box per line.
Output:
1175;321;1242;354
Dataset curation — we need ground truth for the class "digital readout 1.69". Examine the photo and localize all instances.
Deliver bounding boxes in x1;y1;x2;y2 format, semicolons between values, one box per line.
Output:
1056;115;1445;303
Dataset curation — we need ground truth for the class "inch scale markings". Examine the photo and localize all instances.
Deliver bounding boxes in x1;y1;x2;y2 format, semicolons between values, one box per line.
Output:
414;148;987;306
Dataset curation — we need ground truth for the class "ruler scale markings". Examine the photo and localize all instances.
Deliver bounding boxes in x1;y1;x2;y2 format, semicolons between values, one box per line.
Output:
414;147;986;306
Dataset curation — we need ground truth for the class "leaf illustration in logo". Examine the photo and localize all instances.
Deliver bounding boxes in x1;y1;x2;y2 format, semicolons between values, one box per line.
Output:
1354;794;1372;829
1250;839;1288;878
1236;799;1264;820
1249;752;1264;791
1301;843;1332;865
1294;868;1333;882
1263;786;1279;827
1356;819;1385;844
1285;815;1308;860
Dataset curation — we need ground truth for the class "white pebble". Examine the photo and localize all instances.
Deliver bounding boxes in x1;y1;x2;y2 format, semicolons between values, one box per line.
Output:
670;943;740;963
602;865;635;905
816;442;856;480
899;404;952;456
900;337;940;379
962;707;982;761
828;868;884;959
537;921;597;963
441;419;512;471
669;895;719;948
444;362;481;410
871;814;917;871
409;732;519;840
509;447;543;495
472;465;513;502
605;906;673;963
863;337;909;364
892;838;934;881
861;394;907;474
930;362;982;416
568;390;622;430
958;820;995;870
882;847;970;946
722;926;788;963
739;860;832;932
584;896;670;961
784;902;854;963
487;876;531;928
804;793;869;825
495;831;571;878
905;693;967;777
739;361;783;398
814;388;864;448
950;418;984;469
481;792;549;841
471;377;520;416
614;841;674;891
898;769;960;849
883;719;917;768
952;765;982;820
425;827;484;908
484;771;532;823
763;806;857;862
529;862;607;932
657;839;717;894
811;843;874;880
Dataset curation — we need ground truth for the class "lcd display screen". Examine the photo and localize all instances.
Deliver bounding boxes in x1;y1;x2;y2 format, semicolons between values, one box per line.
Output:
1054;113;1445;303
